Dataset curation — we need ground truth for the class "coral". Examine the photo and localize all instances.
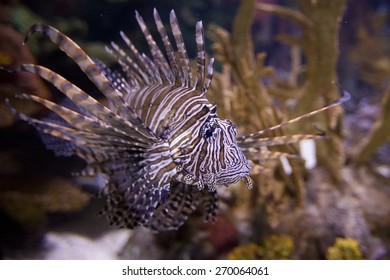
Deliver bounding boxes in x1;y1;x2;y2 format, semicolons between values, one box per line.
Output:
355;87;390;163
227;234;294;260
261;234;294;260
227;242;262;260
350;13;390;164
208;0;349;233
326;238;363;260
349;11;390;89
257;0;348;182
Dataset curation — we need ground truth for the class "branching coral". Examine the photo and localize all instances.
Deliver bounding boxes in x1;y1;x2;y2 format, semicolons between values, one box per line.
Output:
208;0;349;233
355;87;390;164
256;0;348;182
350;13;390;164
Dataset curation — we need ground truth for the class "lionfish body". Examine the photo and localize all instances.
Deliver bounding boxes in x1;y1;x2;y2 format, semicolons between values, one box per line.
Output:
7;10;348;231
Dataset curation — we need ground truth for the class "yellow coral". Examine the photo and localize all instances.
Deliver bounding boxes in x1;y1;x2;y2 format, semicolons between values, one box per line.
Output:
262;234;294;260
227;243;262;260
227;234;294;260
326;238;363;260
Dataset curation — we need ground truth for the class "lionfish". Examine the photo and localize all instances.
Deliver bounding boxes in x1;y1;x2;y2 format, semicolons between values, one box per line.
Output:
6;9;348;231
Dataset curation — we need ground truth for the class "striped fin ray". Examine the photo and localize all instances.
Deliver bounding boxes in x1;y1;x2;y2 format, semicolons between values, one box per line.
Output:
93;60;136;97
6;100;80;145
153;9;181;83
238;134;325;149
103;177;159;229
238;91;350;142
203;57;214;94
147;182;199;231
13;93;147;148
105;43;145;89
195;21;206;91
169;10;193;87
242;149;298;161
7;105;146;158
6;102;122;163
14;64;158;143
7;90;152;187
80;156;147;177
15;93;101;129
200;190;218;222
135;10;173;84
24;24;149;127
119;31;159;84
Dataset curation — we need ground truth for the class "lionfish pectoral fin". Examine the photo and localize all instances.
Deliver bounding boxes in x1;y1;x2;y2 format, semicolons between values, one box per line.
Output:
147;183;199;232
243;176;253;190
238;91;351;142
24;24;157;135
159;184;170;204
6;98;76;142
201;190;218;222
239;134;326;148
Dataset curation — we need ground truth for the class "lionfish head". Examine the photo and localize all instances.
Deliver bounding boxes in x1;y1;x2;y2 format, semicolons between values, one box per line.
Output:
197;115;252;191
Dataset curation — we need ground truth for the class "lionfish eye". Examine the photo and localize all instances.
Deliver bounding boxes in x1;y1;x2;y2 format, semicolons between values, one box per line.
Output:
203;121;217;139
204;125;214;138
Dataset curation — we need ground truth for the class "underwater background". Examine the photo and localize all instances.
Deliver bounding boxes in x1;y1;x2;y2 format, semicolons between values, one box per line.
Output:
0;0;390;259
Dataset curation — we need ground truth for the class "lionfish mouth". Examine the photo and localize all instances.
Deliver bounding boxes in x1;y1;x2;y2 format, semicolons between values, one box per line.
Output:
214;162;252;189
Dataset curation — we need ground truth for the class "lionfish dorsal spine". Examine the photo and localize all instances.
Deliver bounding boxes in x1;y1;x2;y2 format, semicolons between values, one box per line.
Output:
203;57;214;95
105;41;147;87
169;10;194;87
135;10;173;84
118;31;156;85
153;8;181;83
195;20;205;91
